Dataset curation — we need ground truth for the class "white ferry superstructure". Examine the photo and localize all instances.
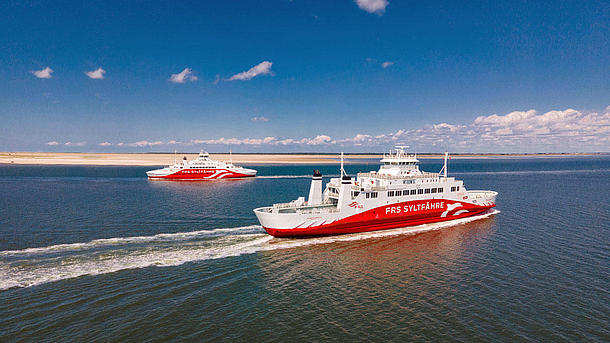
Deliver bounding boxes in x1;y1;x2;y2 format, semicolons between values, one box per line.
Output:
146;151;256;180
254;146;497;237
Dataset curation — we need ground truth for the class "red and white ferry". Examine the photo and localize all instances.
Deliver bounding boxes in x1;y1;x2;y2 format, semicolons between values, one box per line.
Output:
254;146;497;237
146;151;257;180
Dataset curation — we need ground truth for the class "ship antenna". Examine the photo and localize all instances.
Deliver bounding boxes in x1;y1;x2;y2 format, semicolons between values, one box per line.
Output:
444;151;448;178
439;151;449;179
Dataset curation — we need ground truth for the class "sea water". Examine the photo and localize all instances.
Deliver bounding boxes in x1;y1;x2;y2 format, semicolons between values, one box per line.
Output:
0;157;608;341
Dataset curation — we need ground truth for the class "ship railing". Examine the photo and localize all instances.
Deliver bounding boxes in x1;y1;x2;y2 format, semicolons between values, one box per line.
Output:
467;190;498;198
297;207;339;214
356;172;440;180
272;202;335;210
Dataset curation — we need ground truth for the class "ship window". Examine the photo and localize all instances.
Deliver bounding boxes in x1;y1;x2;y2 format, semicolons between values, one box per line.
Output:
431;188;437;193
457;186;460;191
425;188;431;194
395;190;401;196
388;191;394;197
417;189;423;195
366;193;370;199
371;192;378;198
410;189;416;195
438;187;443;193
451;186;456;192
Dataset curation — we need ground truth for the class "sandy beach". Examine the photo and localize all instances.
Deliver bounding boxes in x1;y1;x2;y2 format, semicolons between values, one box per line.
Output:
0;152;601;166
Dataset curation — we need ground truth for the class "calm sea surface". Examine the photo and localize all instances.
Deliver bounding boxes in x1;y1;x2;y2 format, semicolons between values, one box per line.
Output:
1;157;609;342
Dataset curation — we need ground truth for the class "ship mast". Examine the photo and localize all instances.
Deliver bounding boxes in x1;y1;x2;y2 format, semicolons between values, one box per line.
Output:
439;151;449;179
444;151;448;178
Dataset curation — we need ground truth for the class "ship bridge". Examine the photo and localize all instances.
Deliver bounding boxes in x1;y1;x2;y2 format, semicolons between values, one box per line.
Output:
378;146;422;177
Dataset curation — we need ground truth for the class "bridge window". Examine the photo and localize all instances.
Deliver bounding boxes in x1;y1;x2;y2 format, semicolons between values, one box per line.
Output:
425;188;431;194
417;189;423;195
431;188;437;193
371;192;378;198
438;187;443;193
388;191;394;197
451;186;456;192
366;193;370;199
410;189;416;195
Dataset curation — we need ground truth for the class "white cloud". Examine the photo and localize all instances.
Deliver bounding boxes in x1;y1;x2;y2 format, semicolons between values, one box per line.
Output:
386;107;610;151
495;128;513;135
98;142;112;146
126;140;164;147
88;107;609;152
228;61;273;81
32;67;53;79
301;135;334;145
355;0;389;15
381;61;394;68
251;116;270;122
85;67;106;79
187;135;335;146
169;68;198;83
46;141;60;146
64;141;86;147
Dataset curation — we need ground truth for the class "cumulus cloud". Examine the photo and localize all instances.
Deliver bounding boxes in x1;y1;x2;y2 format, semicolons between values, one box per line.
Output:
301;135;334;145
385;107;610;152
124;140;164;147
46;141;60;146
381;61;394;68
228;61;273;81
355;0;389;15
98;142;112;146
64;141;87;147
85;67;106;79
186;135;336;146
169;68;198;83
251;116;270;122
32;67;53;79
88;107;608;152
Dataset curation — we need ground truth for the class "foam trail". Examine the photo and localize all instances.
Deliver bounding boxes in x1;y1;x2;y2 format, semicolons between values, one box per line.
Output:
0;210;498;290
0;225;263;256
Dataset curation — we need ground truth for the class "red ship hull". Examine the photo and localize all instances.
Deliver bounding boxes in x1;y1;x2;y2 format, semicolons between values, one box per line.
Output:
148;169;255;180
262;200;495;238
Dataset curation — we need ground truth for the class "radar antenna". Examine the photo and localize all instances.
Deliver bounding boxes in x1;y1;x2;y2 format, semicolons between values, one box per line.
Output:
340;152;347;178
395;145;409;156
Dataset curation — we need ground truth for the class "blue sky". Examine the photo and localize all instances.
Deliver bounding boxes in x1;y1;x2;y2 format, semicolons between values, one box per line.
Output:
1;0;608;153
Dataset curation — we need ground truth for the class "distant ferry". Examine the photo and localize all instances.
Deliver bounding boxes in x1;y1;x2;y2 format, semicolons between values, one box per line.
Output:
146;151;257;180
254;146;497;237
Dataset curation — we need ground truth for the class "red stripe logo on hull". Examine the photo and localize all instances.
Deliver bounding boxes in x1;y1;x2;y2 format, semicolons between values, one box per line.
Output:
264;199;495;237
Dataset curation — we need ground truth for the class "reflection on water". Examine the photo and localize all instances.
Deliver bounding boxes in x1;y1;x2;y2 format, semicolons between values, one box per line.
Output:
259;216;496;291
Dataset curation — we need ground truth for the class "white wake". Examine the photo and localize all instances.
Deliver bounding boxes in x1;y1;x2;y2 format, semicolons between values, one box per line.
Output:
0;210;499;290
